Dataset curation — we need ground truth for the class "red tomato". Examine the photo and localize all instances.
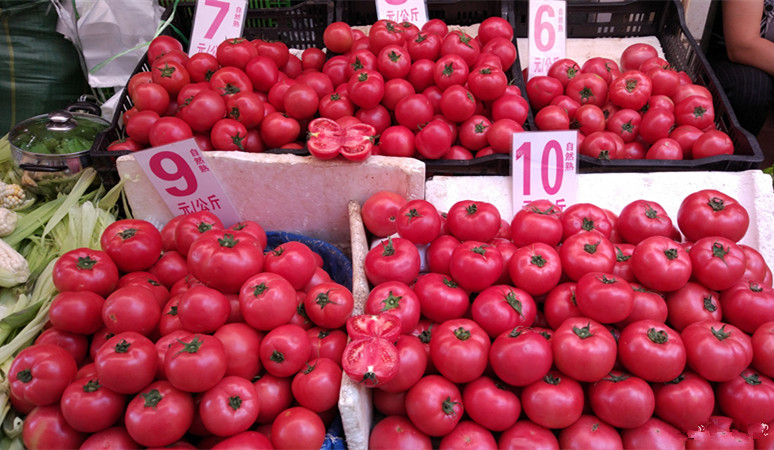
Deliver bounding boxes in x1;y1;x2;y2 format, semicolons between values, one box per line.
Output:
48;291;104;335
449;240;503;293
693;129;735;159
608;70;652;110
324;21;354;53
720;280;774;333
489;327;552;387
94;331;157;395
164;333;228;392
575;272;634;324
52;248;119;297
132;82;170;115
79;427;139;449
405;375;464;437
557;414;623;449
666;281;723;331
471;284;536;338
429;318;490;384
547;58;581;87
22;405;86;449
639;107;676;144
177;88;227;133
260;111;301;148
186;229;264;294
209;66;253;98
271;407;326;450
199;376;261;437
439;421;498;449
342;337;399;387
520;371;584;429
445;200;501;242
102;285;161;336
176;285;230;333
361;190;408;237
527;75;565;110
552;317;617;382
565;72;609;107
379;334;428;394
652;371;715;432
753;322;774;378
369;415;432;450
212;323;263;380
618;319;686;382
675;94;715;129
304;281;354;329
717;369;774;427
124;380;194;447
498;420;560;450
690;236;747;291
589;370;655;429
508;243;562;296
395;199;442;245
364;237;421;286
630;235;693;292
535;105;570;131
616;199;674;244
681;320;753;382
510;199;563;247
606;108;642;142
9;344;77;406
559;230;616;281
620;42;660;72
677;189;750;242
414;272;471;323
60;377;127;433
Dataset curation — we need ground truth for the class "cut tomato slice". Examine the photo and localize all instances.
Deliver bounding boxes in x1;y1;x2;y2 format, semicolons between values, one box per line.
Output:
346;312;402;341
342;337;399;387
307;117;343;159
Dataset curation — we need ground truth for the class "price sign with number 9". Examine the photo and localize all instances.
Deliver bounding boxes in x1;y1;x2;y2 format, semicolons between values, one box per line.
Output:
149;151;199;197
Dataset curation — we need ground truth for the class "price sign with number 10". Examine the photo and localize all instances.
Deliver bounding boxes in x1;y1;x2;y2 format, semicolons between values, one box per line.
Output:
133;138;241;227
528;0;567;79
512;130;578;213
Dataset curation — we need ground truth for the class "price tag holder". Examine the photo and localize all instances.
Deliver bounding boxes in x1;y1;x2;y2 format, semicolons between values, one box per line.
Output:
512;130;578;212
528;0;567;79
375;0;429;28
188;0;248;57
133;138;242;226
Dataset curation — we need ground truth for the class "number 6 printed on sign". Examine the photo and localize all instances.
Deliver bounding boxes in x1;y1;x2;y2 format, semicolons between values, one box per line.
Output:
512;130;578;213
528;0;567;78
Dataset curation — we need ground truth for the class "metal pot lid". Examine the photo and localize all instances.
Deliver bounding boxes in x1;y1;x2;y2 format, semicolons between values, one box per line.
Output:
10;110;109;156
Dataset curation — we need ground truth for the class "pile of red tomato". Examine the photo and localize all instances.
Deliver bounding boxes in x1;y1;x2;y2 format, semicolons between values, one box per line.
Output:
528;43;736;160
108;16;529;162
9;213;354;449
355;189;774;448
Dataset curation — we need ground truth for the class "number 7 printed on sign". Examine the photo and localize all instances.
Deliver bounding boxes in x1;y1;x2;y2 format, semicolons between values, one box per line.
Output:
511;130;578;213
133;138;242;227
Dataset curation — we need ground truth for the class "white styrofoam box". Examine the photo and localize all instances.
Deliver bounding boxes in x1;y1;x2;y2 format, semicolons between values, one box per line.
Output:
516;36;666;70
116;152;425;250
426;170;774;265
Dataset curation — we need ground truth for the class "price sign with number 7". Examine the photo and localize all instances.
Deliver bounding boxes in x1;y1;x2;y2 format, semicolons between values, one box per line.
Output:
133;138;241;226
528;0;567;79
189;0;248;57
512;130;578;213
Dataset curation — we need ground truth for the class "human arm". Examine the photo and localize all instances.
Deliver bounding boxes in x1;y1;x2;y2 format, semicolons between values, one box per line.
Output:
722;0;774;76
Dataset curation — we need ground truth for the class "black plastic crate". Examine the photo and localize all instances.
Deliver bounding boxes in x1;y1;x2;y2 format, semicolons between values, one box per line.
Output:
335;0;511;26
159;0;333;49
512;0;763;172
90;0;334;190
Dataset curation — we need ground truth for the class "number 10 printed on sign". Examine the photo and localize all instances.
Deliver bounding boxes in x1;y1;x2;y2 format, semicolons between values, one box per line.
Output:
512;130;578;213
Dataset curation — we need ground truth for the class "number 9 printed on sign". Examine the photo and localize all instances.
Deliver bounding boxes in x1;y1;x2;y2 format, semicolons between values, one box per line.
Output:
512;130;578;213
133;138;241;226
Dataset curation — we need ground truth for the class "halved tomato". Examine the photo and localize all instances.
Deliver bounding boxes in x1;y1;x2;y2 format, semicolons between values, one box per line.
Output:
341;123;376;161
342;337;399;387
307;117;343;159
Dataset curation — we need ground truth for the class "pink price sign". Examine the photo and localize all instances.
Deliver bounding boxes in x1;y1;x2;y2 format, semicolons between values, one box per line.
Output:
189;0;248;57
133;138;242;227
527;0;567;79
375;0;429;28
511;130;578;213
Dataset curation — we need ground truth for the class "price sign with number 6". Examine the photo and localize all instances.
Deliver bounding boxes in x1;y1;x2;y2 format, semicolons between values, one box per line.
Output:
134;138;241;226
528;0;567;79
512;130;578;213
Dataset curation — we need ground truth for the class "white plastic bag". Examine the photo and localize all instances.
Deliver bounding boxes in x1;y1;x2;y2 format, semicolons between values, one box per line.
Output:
53;0;165;90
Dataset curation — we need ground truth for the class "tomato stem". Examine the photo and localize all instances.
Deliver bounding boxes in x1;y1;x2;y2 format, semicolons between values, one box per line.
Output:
217;233;239;248
142;389;163;408
270;350;285;363
572;323;594;339
711;325;731;341
453;327;471;341
647;328;669;344
16;369;32;383
742;372;762;386
114;339;131;353
380;291;403;311
118;228;139;240
711;242;730;264
544;373;561;385
315;290;338;309
176;336;204;354
465;203;478;215
229;395;243;411
83;379;102;393
707;197;726;211
581;217;595;231
530;255;547;268
441;396;460;416
76;256;98;270
703;294;718;312
505;291;523;315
